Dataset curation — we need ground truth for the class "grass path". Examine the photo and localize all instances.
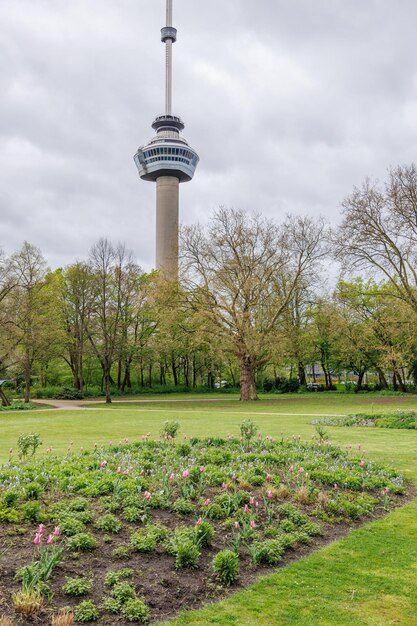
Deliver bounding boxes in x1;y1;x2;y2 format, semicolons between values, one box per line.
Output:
2;393;417;624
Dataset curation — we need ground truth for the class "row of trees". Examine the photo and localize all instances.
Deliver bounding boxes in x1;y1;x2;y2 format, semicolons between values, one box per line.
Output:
1;164;417;402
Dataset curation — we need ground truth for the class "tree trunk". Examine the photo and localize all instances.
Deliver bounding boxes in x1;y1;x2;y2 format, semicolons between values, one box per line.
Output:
298;362;307;386
104;364;112;404
394;368;406;392
357;370;365;391
148;363;152;388
24;351;31;403
376;367;389;389
0;388;10;407
172;354;178;386
240;355;258;401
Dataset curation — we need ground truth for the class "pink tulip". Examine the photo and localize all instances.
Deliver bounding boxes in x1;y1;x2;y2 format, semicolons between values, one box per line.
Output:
289;466;294;473
266;473;271;482
37;524;45;536
231;473;237;481
196;517;202;525
204;499;210;507
100;461;107;468
244;504;249;513
249;497;255;506
33;534;41;545
234;521;240;529
299;467;304;474
169;473;175;481
267;490;273;500
46;534;54;544
54;527;60;537
123;469;129;476
250;520;256;529
116;467;121;474
200;466;205;473
144;491;151;500
360;460;365;468
182;470;189;478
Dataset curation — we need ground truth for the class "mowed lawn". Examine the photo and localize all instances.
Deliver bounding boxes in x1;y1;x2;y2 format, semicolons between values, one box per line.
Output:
1;393;417;625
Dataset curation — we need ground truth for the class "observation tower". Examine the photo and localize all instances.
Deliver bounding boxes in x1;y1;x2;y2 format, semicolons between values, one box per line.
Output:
134;0;199;281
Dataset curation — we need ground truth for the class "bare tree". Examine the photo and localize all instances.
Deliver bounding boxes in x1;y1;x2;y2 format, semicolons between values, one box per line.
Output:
336;164;417;311
86;239;138;403
182;208;328;401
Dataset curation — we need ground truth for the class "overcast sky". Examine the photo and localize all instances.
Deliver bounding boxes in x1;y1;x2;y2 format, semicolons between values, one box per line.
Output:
1;0;416;271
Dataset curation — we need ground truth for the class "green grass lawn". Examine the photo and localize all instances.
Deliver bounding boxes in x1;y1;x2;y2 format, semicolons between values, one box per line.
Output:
2;393;417;625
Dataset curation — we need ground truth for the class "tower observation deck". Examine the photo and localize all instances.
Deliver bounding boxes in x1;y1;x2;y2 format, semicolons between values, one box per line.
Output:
134;0;199;280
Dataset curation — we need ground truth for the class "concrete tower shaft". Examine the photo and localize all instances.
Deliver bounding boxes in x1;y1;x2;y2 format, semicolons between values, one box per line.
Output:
134;0;199;281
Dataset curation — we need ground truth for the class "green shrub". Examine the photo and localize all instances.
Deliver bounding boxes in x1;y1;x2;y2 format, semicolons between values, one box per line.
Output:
17;432;42;459
112;545;131;560
240;419;257;448
173;498;195;515
67;533;98;552
95;514;122;534
3;490;19;507
194;521;215;548
104;568;134;588
74;600;100;622
62;576;92;597
123;507;147;523
206;503;226;520
175;538;201;569
21;501;43;523
23;482;43;500
59;516;86;537
250;539;285;565
102;596;121;613
161;420;180;439
213;550;240;585
130;525;167;553
111;582;136;604
121;598;150;623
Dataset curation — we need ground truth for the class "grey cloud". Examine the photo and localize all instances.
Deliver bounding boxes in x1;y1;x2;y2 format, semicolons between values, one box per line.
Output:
1;0;417;272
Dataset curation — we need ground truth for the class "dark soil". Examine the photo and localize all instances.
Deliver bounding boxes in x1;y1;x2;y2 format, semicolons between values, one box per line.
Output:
0;486;414;626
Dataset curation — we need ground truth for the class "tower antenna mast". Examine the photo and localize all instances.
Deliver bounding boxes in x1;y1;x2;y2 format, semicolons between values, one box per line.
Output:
165;0;173;114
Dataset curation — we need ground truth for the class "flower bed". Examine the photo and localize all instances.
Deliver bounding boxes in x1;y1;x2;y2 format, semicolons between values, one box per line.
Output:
0;432;409;624
311;410;417;429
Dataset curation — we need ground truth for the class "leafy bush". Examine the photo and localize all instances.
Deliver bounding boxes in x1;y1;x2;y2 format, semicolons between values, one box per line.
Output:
213;550;240;585
123;507;147;523
95;514;122;534
130;525;167;553
62;576;92;597
173;498;195;515
121;598;150;623
104;568;134;588
240;419;257;448
194;521;215;548
102;597;121;614
21;501;43;523
67;533;97;552
73;600;99;622
23;482;43;500
249;539;285;565
111;582;136;604
17;433;42;459
59;516;85;537
161;420;180;440
174;538;201;570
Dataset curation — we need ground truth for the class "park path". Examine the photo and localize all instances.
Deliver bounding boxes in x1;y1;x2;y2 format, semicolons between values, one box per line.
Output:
27;398;346;418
